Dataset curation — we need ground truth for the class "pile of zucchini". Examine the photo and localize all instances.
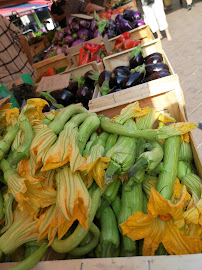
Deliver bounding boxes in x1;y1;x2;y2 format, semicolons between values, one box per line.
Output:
0;99;201;269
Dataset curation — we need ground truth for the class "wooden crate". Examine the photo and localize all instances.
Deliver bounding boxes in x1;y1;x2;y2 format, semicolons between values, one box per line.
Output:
103;38;168;71
67;36;103;62
30;37;50;58
1;253;202;270
109;25;154;47
89;39;178;111
118;0;137;10
63;61;100;77
1;89;202;270
89;90;201;178
33;54;72;80
70;25;154;66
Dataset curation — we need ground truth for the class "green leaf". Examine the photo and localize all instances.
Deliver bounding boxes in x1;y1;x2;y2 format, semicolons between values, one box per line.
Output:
129;44;142;60
99;79;113;96
72;76;85;88
88;71;99;83
94;11;100;21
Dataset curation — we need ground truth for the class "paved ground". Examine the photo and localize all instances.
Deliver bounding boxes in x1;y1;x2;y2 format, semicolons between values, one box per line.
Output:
159;0;202;162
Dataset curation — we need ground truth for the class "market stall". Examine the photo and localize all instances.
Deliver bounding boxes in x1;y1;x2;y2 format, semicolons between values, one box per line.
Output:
0;2;201;269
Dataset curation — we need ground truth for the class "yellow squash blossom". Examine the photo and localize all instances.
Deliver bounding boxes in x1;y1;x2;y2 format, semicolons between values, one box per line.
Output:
184;193;202;237
0;210;39;254
38;205;74;245
121;187;202;255
79;144;110;189
135;107;176;130
18;155;41;177
113;101;149;124
30;126;57;169
56;165;91;230
17;179;56;219
42;128;85;173
38;204;58;245
20;98;48;124
171;178;191;207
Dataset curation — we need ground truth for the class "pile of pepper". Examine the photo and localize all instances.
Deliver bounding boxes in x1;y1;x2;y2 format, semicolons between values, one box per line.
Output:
113;32;141;53
78;43;107;66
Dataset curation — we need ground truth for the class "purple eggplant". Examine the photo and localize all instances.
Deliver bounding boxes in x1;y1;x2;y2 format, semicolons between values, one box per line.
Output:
90;18;97;32
134;20;146;28
94;29;102;38
142;70;170;83
110;66;131;88
120;18;133;32
99;70;113;96
104;29;116;39
145;63;169;76
131;11;142;21
123;9;134;20
84;70;99;87
50;90;76;106
144;53;163;65
79;19;90;28
64;26;72;35
71;39;86;47
52;30;64;44
77;28;90;40
121;64;146;89
68;81;78;93
129;44;144;69
71;21;80;32
64;35;74;45
115;14;123;23
76;85;93;108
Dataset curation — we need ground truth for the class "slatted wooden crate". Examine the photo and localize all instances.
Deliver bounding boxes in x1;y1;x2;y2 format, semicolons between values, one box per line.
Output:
1;88;202;270
70;25;154;66
33;54;72;81
89;39;178;112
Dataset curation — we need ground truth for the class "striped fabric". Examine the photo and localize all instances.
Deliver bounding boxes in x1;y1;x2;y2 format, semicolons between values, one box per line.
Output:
0;15;34;85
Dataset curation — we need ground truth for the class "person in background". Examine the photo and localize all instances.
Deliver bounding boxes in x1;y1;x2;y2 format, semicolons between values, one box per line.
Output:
51;0;105;27
186;0;194;11
141;0;172;41
51;0;67;28
0;15;34;86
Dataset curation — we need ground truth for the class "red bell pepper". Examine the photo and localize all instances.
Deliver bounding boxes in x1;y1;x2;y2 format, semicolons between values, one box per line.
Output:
78;48;91;66
122;39;141;50
84;43;100;54
115;32;131;45
46;68;55;76
114;39;141;52
91;54;102;63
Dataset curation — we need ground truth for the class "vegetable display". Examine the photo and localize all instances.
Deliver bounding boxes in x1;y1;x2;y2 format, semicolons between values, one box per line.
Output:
98;44;171;95
45;9;145;59
40;70;98;110
94;10;145;39
0;99;201;269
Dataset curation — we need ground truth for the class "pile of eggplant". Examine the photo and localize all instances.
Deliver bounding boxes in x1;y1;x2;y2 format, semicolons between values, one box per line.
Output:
98;44;171;96
40;71;98;111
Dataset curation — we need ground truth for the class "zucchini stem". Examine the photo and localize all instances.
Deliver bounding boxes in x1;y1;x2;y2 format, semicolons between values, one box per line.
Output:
68;223;100;256
8;242;48;270
51;188;102;253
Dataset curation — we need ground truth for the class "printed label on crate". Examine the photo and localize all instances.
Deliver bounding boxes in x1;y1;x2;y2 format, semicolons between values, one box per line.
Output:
36;74;70;92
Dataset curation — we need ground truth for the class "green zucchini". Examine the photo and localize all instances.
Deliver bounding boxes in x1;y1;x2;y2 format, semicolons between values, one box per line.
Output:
100;206;120;257
119;182;143;255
